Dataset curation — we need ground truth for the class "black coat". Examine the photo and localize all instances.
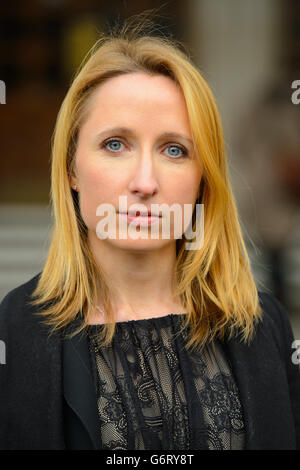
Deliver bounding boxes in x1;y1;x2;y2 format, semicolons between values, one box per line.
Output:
0;273;300;450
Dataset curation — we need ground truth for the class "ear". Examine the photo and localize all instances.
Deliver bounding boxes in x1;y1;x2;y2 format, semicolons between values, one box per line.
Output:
69;173;79;191
69;161;78;191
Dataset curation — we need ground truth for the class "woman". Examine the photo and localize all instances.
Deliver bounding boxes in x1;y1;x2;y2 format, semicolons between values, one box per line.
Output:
0;19;299;450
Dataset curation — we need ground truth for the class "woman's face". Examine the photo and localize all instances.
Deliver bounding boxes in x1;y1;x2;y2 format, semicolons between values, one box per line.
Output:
71;72;203;252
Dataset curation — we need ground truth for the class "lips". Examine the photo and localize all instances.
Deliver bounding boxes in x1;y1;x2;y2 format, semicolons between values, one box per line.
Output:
119;210;161;217
125;215;160;227
118;211;161;227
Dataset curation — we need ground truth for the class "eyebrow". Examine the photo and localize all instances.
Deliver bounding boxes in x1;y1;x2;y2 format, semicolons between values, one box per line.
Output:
93;127;193;147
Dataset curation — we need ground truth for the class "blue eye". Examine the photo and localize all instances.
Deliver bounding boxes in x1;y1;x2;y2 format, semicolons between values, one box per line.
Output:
101;138;188;159
103;139;124;152
165;145;187;158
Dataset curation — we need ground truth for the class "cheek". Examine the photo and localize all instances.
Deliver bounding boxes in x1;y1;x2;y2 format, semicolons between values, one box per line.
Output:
76;148;123;190
165;172;201;234
173;171;201;204
76;160;121;228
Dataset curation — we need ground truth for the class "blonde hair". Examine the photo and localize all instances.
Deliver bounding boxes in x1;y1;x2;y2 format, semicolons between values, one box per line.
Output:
29;13;262;351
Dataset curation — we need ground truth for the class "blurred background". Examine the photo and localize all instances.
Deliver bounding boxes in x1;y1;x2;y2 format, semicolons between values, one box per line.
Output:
0;0;299;336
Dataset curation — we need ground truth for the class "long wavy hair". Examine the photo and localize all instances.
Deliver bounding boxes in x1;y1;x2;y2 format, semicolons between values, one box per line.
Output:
29;14;262;351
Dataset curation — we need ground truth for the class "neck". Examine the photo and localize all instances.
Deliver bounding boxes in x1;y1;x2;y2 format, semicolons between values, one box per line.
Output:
88;231;183;318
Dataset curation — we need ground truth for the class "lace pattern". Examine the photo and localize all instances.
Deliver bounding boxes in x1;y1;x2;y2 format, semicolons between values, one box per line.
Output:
87;314;245;450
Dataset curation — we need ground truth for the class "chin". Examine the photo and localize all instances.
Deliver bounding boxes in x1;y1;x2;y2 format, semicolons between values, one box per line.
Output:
106;237;175;252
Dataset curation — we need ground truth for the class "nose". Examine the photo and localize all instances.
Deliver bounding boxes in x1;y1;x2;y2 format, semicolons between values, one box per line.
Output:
128;153;159;198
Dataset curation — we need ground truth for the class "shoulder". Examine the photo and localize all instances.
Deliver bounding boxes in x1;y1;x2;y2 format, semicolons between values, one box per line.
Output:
0;272;42;331
256;291;296;357
0;272;62;375
1;272;41;304
257;291;293;332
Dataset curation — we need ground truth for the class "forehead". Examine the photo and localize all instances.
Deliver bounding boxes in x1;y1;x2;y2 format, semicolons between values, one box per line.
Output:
79;72;190;131
92;71;183;103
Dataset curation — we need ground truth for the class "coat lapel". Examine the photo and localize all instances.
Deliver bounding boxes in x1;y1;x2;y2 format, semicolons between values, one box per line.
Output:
63;325;101;449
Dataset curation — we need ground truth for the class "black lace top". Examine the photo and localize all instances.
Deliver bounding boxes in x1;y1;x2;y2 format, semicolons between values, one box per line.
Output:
86;313;245;450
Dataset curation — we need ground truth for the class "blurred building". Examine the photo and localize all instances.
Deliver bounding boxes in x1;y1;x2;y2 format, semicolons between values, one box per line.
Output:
185;0;300;329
